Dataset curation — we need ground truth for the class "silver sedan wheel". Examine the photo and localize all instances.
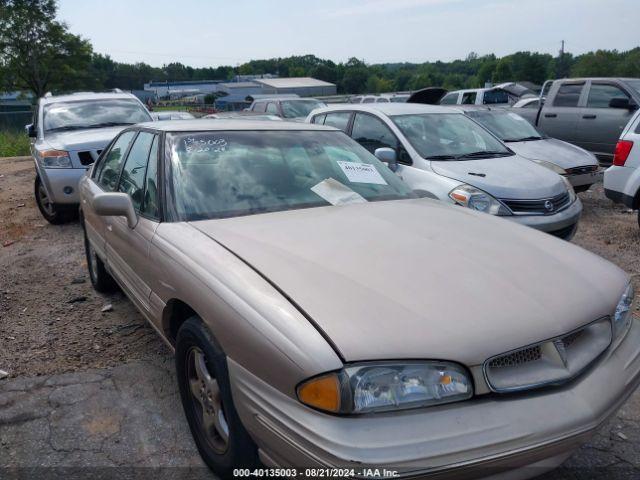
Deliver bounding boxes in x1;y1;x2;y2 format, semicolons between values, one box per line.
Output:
87;243;99;282
186;346;230;454
37;182;55;217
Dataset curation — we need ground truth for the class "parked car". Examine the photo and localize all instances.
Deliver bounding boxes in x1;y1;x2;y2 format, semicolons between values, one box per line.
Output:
437;82;536;106
308;103;582;239
604;108;640;224
202;111;282;121
508;78;640;164
80;119;639;479
247;97;326;120
151;110;195;120
456;106;602;192
351;94;409;104
513;97;541;109
26;91;153;224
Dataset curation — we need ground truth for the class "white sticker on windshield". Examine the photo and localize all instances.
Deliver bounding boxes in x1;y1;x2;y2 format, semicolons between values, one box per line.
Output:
183;136;228;154
311;178;367;206
337;161;388;185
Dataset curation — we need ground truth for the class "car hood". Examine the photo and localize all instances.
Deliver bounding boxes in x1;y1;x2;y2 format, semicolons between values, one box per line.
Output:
506;138;598;169
191;199;627;366
44;126;127;151
430;155;566;199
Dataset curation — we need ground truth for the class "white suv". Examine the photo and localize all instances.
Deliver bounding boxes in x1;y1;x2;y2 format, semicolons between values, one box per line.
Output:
604;109;640;226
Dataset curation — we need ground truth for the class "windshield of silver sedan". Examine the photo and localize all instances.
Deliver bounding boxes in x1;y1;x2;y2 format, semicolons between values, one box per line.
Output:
167;130;416;220
44;99;152;132
465;110;544;143
392;113;513;160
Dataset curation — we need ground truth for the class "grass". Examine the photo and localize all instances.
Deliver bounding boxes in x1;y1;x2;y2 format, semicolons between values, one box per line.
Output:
0;130;30;157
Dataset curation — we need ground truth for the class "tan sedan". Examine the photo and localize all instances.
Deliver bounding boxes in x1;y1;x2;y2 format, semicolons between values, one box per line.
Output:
79;120;640;479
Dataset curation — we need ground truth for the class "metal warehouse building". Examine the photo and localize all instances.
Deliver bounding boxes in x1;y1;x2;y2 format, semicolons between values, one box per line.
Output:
253;77;336;97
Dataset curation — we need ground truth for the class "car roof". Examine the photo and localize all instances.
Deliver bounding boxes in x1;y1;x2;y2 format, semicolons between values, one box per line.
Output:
41;92;140;104
312;103;458;116
134;119;339;132
254;97;321;103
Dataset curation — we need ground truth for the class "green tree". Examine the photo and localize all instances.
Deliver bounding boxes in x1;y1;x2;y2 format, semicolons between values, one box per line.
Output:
492;59;513;83
0;0;94;97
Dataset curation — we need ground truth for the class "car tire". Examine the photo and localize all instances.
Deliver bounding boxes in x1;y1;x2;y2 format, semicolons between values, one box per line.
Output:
34;176;76;224
176;317;259;478
83;227;117;293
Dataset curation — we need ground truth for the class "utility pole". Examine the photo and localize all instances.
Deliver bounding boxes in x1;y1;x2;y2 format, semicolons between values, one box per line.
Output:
559;40;565;57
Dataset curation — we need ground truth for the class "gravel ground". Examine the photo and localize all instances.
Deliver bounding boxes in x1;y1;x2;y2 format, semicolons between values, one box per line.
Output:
1;156;639;478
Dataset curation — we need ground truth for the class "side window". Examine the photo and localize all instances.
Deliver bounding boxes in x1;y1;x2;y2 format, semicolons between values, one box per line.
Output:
553;83;585;107
375;97;389;103
362;97;375;104
587;84;629;108
266;103;278;114
324;112;351;132
141;136;160;219
351;113;398;153
483;90;509;104
96;131;136;191
312;114;326;125
252;102;266;113
439;93;459;105
117;132;155;211
461;92;477;104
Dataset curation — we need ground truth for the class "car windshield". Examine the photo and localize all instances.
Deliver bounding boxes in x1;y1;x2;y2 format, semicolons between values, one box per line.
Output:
280;100;325;118
465;110;543;142
167;130;416;221
44;99;152;132
391;113;512;160
625;79;640;96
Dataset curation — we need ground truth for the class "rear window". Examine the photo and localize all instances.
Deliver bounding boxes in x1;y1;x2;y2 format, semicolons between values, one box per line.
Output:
439;93;458;105
482;90;509;105
553;83;584;107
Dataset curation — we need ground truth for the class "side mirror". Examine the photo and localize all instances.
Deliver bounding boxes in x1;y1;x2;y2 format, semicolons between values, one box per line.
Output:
156;113;171;121
93;192;138;228
25;124;36;138
374;147;398;172
609;97;638;110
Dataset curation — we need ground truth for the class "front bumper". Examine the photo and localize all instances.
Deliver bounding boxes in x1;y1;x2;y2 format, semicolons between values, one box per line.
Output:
37;167;86;204
506;197;582;239
229;318;640;480
565;168;603;189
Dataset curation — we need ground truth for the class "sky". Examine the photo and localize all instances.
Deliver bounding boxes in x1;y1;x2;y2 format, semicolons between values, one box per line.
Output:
56;0;640;68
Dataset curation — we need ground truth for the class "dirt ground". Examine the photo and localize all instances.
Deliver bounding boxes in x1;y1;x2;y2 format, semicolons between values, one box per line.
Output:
0;157;169;379
1;155;640;378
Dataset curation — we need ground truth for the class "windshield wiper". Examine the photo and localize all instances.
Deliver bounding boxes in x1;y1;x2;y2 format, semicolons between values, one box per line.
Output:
424;154;458;160
503;136;543;142
45;125;87;132
456;150;513;159
85;122;136;128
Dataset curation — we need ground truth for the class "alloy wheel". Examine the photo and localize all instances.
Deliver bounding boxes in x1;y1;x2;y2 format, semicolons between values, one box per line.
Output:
186;346;230;454
37;182;55;217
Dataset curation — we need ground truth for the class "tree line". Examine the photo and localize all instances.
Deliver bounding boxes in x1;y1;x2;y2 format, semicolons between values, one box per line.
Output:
2;0;640;99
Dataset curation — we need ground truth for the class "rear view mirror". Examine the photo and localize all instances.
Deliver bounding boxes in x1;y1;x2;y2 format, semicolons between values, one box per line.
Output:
609;97;638;110
25;124;36;138
93;192;138;228
374;147;398;172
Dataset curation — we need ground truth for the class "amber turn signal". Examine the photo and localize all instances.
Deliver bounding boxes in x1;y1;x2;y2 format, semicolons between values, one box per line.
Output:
297;373;341;413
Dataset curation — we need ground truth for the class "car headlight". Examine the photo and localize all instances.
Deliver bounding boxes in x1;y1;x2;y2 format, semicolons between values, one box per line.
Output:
40;150;72;168
297;362;473;414
449;184;510;215
613;283;634;342
531;159;566;175
560;176;576;203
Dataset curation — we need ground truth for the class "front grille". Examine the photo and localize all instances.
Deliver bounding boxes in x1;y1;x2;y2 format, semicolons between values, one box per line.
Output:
500;191;571;215
565;165;598;175
484;318;612;393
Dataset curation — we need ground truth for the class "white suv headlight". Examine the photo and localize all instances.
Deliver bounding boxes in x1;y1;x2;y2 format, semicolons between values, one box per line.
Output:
297;362;473;414
449;184;510;215
40;150;72;168
613;283;634;343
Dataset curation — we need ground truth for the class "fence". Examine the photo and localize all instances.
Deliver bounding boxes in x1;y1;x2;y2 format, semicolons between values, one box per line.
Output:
0;109;33;132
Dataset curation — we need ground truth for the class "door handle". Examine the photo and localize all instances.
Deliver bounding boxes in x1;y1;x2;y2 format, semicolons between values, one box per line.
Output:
107;224;113;232
582;114;597;119
544;113;557;118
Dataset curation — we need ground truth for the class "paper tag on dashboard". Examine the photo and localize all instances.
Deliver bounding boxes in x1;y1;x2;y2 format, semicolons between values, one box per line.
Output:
337;161;388;185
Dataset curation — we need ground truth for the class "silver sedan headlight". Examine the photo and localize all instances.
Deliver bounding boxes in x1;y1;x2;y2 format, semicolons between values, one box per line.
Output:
613;283;635;343
297;362;473;414
531;159;566;175
561;176;576;203
449;184;510;216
